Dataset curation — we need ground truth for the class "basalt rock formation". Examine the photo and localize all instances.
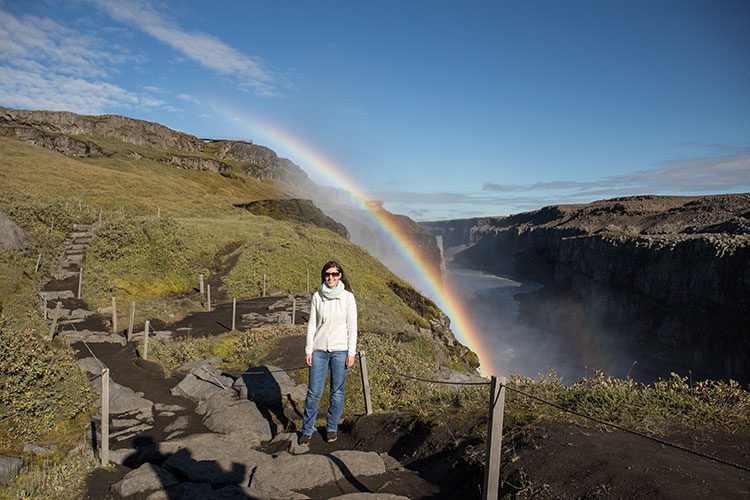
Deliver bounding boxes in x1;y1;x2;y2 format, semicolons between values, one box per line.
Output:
0;107;313;188
234;199;350;240
431;194;750;383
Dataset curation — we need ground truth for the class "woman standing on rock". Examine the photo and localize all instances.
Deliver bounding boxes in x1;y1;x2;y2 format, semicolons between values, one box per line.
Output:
299;260;358;446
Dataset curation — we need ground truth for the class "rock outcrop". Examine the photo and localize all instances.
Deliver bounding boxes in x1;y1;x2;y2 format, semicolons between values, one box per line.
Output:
434;194;750;382
0;210;27;253
234;199;350;239
0;107;313;189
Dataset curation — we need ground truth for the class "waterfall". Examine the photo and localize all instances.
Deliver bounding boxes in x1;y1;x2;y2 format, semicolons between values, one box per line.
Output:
435;235;447;277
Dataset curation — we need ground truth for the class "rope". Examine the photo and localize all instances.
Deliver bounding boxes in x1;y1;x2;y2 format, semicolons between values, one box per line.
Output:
373;362;490;386
67;320;106;371
500;382;750;473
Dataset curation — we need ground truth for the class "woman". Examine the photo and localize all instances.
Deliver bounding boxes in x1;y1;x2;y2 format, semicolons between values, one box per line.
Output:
299;260;358;446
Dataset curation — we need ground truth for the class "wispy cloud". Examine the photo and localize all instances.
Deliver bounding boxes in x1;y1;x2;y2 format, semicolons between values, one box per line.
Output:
378;149;750;219
89;0;279;97
484;148;750;196
0;10;162;114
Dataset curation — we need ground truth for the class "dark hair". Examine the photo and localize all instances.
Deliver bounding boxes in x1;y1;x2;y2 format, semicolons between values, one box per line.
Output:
321;260;352;292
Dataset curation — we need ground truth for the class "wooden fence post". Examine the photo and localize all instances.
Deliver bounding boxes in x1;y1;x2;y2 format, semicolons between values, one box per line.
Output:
358;351;373;415
48;302;61;340
35;253;42;273
232;298;236;331
482;376;505;500
77;267;83;299
199;274;204;294
263;274;267;297
127;301;135;340
111;296;117;335
143;320;150;360
292;298;296;325
207;285;211;311
101;368;110;466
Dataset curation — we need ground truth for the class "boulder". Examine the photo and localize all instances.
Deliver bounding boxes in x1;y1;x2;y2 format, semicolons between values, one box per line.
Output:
251;451;386;492
171;366;234;401
233;365;307;407
161;434;272;486
77;357;107;375
0;456;22;486
180;355;222;371
270;432;309;455
163;416;189;433
89;374;153;418
195;392;273;439
0;211;27;253
110;463;179;497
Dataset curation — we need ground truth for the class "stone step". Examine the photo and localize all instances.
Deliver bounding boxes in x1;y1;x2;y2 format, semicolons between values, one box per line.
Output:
40;290;75;300
61;331;126;346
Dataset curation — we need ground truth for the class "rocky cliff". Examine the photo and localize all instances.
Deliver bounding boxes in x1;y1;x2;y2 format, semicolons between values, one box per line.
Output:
431;195;750;383
0;107;313;188
234;199;350;239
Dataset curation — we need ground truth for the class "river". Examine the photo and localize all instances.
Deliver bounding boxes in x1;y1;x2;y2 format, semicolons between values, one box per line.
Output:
446;265;630;381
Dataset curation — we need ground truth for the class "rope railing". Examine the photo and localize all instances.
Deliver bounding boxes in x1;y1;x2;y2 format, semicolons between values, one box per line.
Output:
499;382;750;473
369;359;750;475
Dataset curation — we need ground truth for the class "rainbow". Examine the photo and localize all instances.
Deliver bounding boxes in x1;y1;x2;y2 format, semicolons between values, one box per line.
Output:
211;105;496;376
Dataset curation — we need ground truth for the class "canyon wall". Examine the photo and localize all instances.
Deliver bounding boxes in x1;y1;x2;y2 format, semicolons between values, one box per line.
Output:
429;195;750;383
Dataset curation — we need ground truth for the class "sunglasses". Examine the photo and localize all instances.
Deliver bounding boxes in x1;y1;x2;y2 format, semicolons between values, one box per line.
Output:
324;272;341;278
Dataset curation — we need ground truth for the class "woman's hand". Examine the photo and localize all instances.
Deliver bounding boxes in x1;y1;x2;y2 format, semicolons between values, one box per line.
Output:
305;354;312;366
346;355;355;369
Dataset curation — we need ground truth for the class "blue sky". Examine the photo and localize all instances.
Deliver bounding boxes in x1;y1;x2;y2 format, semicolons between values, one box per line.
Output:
1;0;748;220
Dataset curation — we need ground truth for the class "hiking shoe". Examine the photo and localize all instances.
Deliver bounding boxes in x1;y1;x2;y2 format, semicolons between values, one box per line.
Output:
298;434;311;446
326;431;337;443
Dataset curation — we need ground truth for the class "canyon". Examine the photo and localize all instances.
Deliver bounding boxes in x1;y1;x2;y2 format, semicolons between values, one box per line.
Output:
425;194;750;383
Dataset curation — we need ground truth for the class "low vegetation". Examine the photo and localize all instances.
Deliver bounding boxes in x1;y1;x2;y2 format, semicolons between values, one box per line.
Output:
1;131;749;498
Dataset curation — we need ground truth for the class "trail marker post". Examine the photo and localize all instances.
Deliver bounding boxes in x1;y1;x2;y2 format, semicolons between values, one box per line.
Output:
358;351;373;415
49;302;61;340
292;298;296;325
111;296;117;335
43;294;48;320
199;274;205;294
143;320;150;360
232;298;236;331
263;274;267;297
157;207;161;219
101;368;110;466
482;376;506;500
207;285;212;311
127;301;135;340
35;253;42;273
77;267;83;299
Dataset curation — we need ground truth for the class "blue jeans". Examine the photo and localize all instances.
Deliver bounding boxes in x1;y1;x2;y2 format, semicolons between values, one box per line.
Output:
302;350;349;436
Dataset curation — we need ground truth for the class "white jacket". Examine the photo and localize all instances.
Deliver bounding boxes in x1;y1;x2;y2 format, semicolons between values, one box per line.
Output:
305;288;358;356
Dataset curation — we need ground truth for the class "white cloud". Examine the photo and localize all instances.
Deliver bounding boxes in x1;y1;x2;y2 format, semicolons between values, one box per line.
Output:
483;149;750;196
0;66;157;114
0;11;125;79
89;0;279;97
0;9;171;115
